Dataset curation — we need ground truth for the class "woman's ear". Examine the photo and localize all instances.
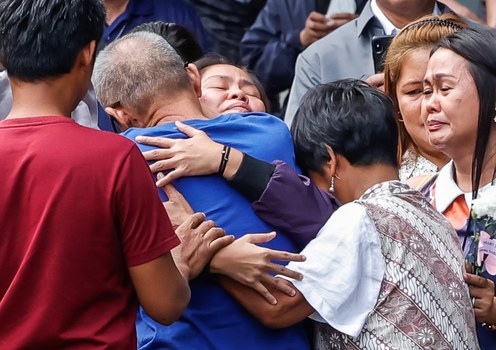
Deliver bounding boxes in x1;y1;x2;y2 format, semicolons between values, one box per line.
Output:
325;145;338;177
186;63;202;98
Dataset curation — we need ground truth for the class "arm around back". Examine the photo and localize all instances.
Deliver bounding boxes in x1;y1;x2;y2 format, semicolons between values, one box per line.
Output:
219;276;314;328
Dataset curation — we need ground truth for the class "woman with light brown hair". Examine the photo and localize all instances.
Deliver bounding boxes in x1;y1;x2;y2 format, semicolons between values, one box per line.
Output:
383;13;467;180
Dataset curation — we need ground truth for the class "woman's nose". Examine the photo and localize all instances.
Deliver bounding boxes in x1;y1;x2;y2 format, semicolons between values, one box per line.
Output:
424;93;440;114
228;87;247;101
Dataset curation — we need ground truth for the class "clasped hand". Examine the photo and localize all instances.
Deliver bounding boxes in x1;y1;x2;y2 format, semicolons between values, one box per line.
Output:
210;232;306;305
136;121;223;187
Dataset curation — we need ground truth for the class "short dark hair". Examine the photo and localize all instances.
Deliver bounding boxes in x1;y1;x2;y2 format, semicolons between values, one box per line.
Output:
0;0;105;81
291;79;398;175
130;21;204;64
433;27;496;199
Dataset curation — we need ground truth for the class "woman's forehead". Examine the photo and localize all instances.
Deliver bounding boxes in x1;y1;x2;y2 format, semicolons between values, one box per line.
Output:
202;64;249;79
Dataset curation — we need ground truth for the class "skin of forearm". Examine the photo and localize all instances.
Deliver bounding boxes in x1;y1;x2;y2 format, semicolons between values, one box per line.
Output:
219;276;313;328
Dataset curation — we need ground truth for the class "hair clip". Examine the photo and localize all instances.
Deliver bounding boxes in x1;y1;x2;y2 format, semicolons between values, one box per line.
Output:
404;18;463;32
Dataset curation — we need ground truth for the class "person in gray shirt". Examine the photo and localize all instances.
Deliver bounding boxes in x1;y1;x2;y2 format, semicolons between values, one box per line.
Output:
0;70;99;128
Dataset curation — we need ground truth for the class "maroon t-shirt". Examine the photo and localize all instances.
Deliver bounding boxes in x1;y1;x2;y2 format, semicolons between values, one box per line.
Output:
0;116;179;349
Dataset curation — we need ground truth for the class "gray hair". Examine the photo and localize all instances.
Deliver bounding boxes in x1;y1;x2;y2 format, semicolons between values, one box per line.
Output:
92;31;189;114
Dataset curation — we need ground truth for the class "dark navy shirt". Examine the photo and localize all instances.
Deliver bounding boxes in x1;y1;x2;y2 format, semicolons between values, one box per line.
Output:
101;0;209;49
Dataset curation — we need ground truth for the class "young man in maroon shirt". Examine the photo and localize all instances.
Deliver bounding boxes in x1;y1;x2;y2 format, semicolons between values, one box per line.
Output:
0;0;195;348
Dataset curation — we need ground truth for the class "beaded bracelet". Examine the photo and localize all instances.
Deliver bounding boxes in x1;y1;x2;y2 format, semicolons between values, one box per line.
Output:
217;145;231;176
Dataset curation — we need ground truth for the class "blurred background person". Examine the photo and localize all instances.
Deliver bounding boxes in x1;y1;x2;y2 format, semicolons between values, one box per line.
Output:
240;0;366;117
102;0;209;50
441;0;484;23
185;0;267;63
130;21;205;63
477;0;496;27
284;0;457;125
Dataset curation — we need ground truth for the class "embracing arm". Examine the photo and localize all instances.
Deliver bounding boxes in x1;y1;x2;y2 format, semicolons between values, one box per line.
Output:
137;122;338;248
159;180;307;304
219;275;314;328
247;160;339;248
208;231;306;304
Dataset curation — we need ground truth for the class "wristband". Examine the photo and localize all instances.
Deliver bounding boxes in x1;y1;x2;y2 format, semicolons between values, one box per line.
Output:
217;145;231;176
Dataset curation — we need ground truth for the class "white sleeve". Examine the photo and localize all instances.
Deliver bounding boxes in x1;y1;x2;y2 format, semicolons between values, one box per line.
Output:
281;202;385;338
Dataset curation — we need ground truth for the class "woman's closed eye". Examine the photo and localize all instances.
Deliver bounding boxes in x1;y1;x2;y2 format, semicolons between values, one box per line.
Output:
208;85;228;90
405;89;423;96
242;86;261;99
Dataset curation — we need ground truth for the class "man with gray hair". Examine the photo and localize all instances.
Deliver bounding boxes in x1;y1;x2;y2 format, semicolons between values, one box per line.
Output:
93;31;309;350
94;32;196;128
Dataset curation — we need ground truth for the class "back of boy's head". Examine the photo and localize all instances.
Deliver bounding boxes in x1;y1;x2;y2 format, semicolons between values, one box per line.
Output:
0;0;105;82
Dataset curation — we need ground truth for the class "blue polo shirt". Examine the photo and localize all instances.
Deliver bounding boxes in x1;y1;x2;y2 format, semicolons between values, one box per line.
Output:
123;113;310;350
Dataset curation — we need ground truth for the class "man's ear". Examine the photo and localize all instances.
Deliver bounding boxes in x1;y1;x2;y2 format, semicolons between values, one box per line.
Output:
186;63;202;98
105;105;131;131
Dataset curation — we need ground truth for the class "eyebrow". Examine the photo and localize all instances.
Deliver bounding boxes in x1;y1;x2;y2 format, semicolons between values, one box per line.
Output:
423;72;457;84
202;75;229;84
400;81;423;88
203;74;256;88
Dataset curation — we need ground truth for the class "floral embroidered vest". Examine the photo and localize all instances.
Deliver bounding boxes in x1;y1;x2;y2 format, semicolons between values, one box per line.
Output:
314;181;479;350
